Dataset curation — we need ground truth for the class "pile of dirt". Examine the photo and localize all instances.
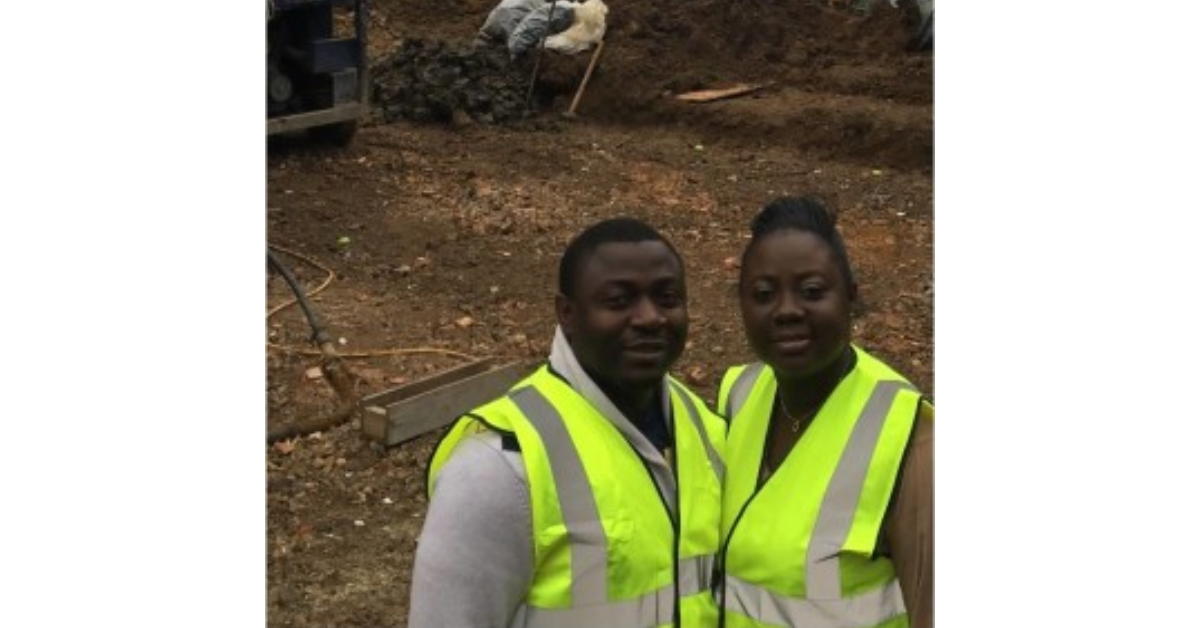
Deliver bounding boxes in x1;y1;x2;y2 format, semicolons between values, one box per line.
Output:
367;0;933;168
372;38;535;124
370;0;931;108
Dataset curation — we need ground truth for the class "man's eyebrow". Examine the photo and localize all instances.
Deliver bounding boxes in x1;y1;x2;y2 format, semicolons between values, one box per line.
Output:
591;279;634;292
605;276;681;286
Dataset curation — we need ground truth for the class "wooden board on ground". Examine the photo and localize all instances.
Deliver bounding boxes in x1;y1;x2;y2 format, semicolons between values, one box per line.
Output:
361;359;533;446
675;83;768;103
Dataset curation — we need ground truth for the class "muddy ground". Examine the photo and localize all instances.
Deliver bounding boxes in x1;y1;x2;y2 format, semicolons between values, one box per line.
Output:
266;0;932;625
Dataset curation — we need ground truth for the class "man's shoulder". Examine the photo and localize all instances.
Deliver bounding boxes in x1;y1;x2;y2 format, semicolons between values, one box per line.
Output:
461;364;550;425
439;430;528;482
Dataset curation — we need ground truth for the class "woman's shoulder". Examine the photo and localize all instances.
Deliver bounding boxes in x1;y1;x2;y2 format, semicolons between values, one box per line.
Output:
719;360;766;380
852;345;921;388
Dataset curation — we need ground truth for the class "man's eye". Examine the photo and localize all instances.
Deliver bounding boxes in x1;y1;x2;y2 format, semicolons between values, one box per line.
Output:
799;285;827;300
603;294;631;308
752;287;774;303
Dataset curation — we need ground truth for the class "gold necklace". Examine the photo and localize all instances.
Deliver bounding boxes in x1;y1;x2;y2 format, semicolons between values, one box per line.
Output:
777;395;822;433
762;396;820;484
776;352;855;433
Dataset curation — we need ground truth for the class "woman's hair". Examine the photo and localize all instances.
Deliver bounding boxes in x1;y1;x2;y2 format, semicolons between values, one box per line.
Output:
742;195;856;291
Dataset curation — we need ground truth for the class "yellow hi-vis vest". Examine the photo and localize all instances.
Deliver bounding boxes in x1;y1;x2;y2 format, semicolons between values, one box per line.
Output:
428;365;727;628
715;346;921;628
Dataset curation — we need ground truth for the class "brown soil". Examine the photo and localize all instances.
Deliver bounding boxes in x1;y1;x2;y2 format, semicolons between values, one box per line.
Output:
266;0;932;625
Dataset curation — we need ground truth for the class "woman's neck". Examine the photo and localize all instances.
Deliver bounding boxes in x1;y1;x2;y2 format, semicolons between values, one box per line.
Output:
776;346;855;416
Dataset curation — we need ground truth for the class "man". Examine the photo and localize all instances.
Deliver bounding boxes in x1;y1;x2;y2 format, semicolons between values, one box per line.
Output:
408;217;727;628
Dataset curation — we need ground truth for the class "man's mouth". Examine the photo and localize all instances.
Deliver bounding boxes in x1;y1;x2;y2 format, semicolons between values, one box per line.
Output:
625;341;668;359
772;335;811;353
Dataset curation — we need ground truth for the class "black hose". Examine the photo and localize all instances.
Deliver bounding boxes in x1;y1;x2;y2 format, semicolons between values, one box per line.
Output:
267;249;331;347
267;247;361;444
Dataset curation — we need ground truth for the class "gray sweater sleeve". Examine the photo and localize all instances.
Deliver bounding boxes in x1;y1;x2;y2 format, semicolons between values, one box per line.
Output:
407;433;533;628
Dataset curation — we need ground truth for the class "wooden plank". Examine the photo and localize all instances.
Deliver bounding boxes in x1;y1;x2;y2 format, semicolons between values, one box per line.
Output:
675;83;767;103
360;358;494;409
362;361;532;446
360;358;495;442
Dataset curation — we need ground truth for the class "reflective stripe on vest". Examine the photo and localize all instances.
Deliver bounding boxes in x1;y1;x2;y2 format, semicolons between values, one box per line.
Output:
510;386;608;606
513;554;717;628
807;380;913;598
508;384;717;627
723;362;764;419
724;575;905;628
669;379;725;482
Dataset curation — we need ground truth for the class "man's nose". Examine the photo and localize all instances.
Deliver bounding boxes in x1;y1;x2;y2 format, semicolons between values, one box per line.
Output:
631;297;666;326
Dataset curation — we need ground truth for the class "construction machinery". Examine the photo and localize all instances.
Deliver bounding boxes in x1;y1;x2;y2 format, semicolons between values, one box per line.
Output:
267;0;369;145
853;0;932;51
912;0;933;51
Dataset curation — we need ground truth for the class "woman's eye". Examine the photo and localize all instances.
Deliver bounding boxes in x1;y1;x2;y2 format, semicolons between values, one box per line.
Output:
657;291;683;308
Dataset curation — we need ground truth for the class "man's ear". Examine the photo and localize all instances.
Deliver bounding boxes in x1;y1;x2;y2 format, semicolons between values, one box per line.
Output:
555;293;574;332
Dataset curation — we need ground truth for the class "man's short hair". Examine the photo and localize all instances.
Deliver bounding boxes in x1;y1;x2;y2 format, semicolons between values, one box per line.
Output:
558;217;682;298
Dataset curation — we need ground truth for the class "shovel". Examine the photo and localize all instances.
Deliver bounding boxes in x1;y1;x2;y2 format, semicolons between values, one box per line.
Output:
564;40;605;118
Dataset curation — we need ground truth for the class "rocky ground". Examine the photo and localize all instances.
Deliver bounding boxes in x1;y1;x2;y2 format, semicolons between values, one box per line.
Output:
266;0;932;625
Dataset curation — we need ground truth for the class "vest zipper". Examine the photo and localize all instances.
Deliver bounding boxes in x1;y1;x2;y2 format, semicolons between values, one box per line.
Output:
716;380;780;627
630;445;679;627
716;478;769;628
670;437;681;628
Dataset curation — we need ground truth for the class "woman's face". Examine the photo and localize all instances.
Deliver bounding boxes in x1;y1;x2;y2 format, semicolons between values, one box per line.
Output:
739;229;854;379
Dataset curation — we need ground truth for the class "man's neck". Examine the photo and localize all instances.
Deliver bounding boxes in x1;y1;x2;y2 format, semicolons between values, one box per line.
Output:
592;376;669;452
587;372;651;420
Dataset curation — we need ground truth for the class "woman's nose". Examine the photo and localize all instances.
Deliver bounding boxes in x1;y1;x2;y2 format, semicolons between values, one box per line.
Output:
774;291;805;321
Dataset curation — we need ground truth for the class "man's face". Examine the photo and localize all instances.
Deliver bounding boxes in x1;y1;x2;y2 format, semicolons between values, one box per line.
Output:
557;240;688;393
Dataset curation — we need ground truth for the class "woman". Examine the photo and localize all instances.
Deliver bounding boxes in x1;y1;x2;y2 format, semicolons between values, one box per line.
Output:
716;195;933;628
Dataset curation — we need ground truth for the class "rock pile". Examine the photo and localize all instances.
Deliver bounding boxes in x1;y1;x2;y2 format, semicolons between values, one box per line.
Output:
371;38;536;125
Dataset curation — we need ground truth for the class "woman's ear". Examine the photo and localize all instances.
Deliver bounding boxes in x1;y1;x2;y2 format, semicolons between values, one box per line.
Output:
849;283;868;321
